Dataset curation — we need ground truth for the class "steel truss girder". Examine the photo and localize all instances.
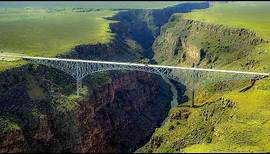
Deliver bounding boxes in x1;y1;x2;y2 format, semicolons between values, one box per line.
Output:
26;58;265;96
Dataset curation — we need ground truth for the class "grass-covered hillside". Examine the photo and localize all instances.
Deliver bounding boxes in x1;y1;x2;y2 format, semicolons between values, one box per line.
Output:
184;2;270;72
139;2;270;153
0;8;116;71
0;1;184;71
0;1;183;9
185;2;270;41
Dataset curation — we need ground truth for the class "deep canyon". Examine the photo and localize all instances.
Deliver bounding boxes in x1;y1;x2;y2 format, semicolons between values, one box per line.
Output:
1;2;267;153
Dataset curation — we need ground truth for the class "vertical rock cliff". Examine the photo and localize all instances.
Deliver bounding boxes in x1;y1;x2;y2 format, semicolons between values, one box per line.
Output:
138;11;270;153
153;15;268;68
108;2;209;59
0;65;172;153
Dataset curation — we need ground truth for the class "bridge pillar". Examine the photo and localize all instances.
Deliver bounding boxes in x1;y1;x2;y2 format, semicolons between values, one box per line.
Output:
76;79;82;96
191;63;197;107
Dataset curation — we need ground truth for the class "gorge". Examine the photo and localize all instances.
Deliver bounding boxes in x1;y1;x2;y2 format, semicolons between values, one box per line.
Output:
1;1;269;153
0;2;209;152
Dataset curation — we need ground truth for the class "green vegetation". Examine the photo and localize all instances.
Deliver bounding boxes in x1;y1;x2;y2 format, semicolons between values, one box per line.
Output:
139;79;270;152
181;1;270;124
184;2;270;72
1;1;270;152
50;84;89;112
0;1;183;10
183;79;270;153
141;2;270;153
31;108;43;117
0;8;116;71
185;2;270;40
155;12;269;72
67;86;89;102
50;95;80;112
0;8;115;55
0;1;186;71
137;98;236;153
0;116;21;133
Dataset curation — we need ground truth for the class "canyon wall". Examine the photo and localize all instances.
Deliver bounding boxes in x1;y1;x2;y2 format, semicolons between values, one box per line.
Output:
108;2;209;59
0;2;211;153
153;14;268;68
0;64;172;153
138;11;270;153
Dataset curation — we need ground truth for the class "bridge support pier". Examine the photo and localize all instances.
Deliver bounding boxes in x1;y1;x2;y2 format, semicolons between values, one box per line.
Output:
76;79;82;96
20;57;268;99
191;63;197;107
191;72;195;107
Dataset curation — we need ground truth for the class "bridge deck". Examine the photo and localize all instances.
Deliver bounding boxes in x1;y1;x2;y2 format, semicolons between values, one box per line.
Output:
0;53;269;76
21;56;269;76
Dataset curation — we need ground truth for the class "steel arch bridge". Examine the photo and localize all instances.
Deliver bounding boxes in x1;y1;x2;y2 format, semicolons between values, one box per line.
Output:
19;56;269;100
1;53;269;106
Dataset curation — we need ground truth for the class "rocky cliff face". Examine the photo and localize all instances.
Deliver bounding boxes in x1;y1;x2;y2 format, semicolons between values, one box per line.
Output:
0;64;172;153
0;2;211;153
153;15;268;67
139;8;270;153
108;2;209;59
137;98;237;153
63;2;209;62
61;36;144;62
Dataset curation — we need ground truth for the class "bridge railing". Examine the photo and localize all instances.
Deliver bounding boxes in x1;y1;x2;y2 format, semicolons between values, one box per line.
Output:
22;56;269;102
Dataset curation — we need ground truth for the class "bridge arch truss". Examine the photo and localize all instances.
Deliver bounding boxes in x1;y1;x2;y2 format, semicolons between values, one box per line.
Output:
24;57;268;98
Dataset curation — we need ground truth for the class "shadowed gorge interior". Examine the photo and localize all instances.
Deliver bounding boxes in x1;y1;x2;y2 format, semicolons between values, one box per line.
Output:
0;1;270;153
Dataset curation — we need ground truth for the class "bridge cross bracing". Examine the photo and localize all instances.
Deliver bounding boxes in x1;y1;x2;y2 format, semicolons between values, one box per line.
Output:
1;54;269;105
17;56;269;100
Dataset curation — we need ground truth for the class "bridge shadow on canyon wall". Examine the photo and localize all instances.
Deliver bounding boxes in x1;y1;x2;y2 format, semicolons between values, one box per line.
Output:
0;2;208;153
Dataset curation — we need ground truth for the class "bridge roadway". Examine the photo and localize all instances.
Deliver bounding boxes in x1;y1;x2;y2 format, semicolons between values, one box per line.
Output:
1;55;269;102
22;56;270;76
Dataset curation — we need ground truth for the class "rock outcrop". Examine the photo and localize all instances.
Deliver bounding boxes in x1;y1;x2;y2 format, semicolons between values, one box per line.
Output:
0;65;172;153
0;2;211;153
153;15;268;67
108;2;209;59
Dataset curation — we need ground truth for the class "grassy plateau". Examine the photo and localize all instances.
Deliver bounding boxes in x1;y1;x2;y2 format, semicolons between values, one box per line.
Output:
0;8;116;71
0;2;183;71
184;1;270;72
